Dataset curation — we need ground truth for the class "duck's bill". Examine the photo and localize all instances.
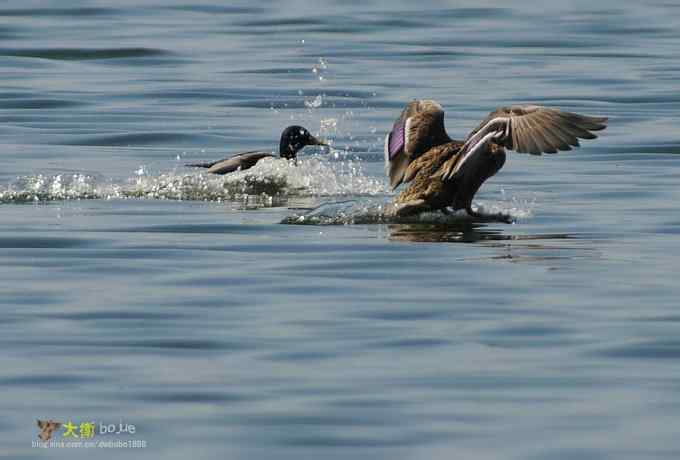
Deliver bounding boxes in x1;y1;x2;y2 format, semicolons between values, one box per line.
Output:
309;135;329;147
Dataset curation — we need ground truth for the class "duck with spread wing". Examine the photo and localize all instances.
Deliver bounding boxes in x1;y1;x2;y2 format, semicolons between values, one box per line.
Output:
385;100;607;222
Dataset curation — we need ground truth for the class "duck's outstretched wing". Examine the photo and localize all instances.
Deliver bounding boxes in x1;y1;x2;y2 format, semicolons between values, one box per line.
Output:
437;105;607;181
385;100;452;189
186;150;274;175
467;105;608;155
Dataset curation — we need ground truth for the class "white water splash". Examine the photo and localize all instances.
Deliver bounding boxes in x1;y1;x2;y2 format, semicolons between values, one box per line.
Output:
281;197;534;225
304;94;324;109
0;173;121;204
0;157;388;204
311;57;328;81
126;156;386;200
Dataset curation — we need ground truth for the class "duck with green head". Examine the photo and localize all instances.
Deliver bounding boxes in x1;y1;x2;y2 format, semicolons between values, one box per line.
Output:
385;100;608;222
187;125;327;175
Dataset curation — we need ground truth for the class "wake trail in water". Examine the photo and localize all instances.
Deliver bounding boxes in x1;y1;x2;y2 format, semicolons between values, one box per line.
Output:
1;156;534;225
0;157;388;204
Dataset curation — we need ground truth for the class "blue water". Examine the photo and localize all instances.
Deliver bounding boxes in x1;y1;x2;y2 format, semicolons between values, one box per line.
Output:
2;1;680;459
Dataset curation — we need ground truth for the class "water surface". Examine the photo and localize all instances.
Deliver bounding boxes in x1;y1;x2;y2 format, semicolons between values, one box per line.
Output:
2;1;680;459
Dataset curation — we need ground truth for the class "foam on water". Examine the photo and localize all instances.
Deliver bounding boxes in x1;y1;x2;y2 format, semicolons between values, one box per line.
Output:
281;197;534;225
0;173;120;204
0;156;388;204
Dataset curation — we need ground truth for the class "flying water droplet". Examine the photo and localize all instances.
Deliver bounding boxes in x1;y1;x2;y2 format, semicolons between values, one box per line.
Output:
304;94;323;109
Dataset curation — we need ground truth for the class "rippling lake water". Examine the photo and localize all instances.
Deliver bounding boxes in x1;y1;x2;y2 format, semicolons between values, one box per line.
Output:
2;1;680;459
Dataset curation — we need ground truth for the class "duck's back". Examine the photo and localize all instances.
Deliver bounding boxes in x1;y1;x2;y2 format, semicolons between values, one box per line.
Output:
185;151;274;175
396;141;463;206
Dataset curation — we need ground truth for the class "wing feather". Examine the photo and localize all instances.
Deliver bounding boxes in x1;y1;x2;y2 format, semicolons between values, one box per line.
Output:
385;100;452;189
517;115;541;154
538;125;567;153
560;116;598;140
549;121;580;148
520;113;541;155
534;111;567;151
466;105;607;156
526;109;553;154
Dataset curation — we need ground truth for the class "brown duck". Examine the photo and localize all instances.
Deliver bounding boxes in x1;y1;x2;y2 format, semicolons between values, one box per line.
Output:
187;126;327;175
385;100;607;222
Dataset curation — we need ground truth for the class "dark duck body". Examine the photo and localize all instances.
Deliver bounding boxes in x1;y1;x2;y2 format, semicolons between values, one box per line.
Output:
187;125;327;175
385;100;608;222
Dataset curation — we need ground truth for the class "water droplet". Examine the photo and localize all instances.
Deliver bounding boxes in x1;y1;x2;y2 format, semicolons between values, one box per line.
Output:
304;94;323;109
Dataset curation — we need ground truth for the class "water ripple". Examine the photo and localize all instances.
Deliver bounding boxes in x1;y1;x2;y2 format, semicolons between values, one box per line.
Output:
0;374;103;386
0;7;116;17
0;98;85;109
68;132;202;147
0;236;95;249
133;391;253;404
0;47;168;61
595;340;680;360
163;5;263;15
